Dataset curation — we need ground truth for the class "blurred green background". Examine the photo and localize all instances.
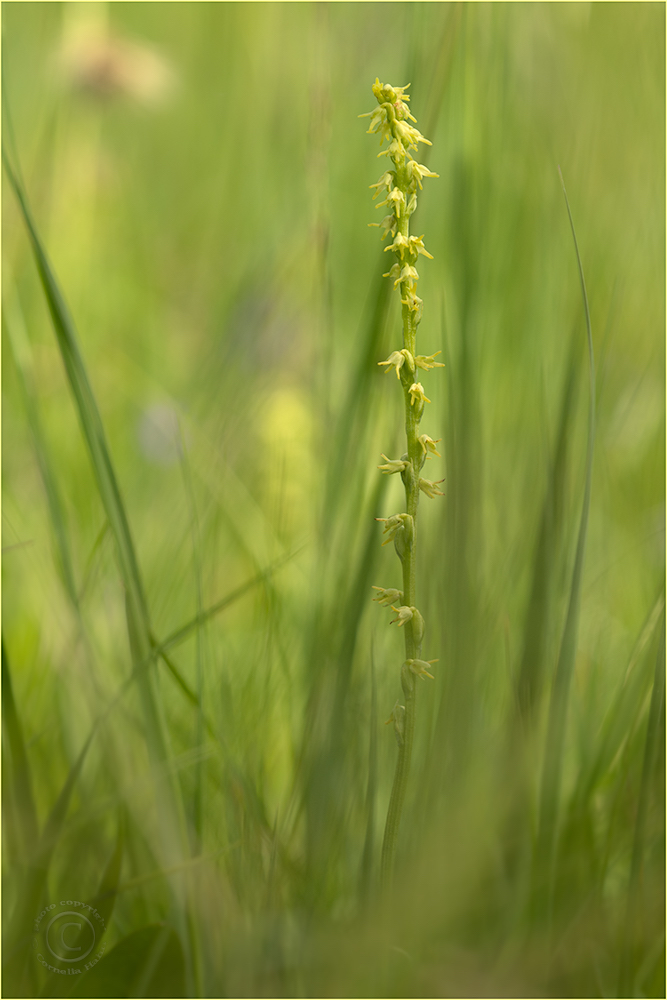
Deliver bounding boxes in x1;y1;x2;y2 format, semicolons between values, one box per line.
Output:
2;3;664;997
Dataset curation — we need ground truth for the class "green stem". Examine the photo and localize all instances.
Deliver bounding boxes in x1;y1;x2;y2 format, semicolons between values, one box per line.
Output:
381;286;423;888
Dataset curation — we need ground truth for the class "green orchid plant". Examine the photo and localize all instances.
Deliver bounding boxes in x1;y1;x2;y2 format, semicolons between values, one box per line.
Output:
362;78;442;886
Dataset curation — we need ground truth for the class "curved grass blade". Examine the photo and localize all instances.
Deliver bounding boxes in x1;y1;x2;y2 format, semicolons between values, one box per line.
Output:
156;546;303;655
516;338;579;721
3;304;79;611
618;611;665;996
359;642;378;905
2;143;196;994
3;724;97;998
2;149;151;634
534;167;596;927
576;593;664;805
69;924;186;999
1;638;39;860
40;811;125;998
178;431;205;847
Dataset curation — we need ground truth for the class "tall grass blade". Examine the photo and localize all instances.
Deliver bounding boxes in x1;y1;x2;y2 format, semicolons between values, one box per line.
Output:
3;723;96;998
618;611;665;997
69;925;186;999
576;593;664;805
2;144;196;993
179;437;205;848
3;304;79;610
1;638;39;860
359;644;378;905
2;150;151;635
516;342;579;721
41;811;125;998
157;547;302;655
534;168;596;926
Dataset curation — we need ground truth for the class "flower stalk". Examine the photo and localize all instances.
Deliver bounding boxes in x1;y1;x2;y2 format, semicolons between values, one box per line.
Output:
362;78;442;886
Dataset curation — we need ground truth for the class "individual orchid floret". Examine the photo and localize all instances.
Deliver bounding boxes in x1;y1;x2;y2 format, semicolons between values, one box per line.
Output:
396;264;419;288
385;700;406;747
406;160;439;189
415;351;445;371
376;512;411;547
389;605;415;627
409;382;431;406
378;349;407;378
378;349;404;378
368;214;397;240
372;586;404;607
419;477;445;498
369;171;395;199
418;434;441;458
407;235;433;259
395;120;432;150
360;105;393;140
406;191;418;216
401;291;424;324
377;138;405;161
377;187;405;214
384;232;410;256
405;658;438;680
378;454;410;475
382;262;401;284
394;100;416;123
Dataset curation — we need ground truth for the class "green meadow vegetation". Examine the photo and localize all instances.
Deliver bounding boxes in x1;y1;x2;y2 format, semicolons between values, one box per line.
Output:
2;3;664;997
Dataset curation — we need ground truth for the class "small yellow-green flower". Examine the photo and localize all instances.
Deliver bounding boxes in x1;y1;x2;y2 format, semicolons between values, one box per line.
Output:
419;477;445;498
394;120;432;150
378;454;410;475
372;586;404;606
369;171;395;199
407;160;439;189
405;658;438;680
377;187;405;214
407;235;433;260
415;352;444;371
368;214;397;240
376;512;412;546
390;605;414;627
396;264;419;289
384;232;411;256
378;348;414;378
408;382;431;406
401;291;423;321
378;137;405;162
418;434;441;458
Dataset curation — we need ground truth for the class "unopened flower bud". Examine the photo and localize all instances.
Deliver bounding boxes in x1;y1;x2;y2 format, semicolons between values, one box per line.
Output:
385;700;406;746
410;608;425;645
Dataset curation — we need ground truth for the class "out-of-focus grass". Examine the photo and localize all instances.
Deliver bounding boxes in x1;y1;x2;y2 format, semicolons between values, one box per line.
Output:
2;3;664;997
